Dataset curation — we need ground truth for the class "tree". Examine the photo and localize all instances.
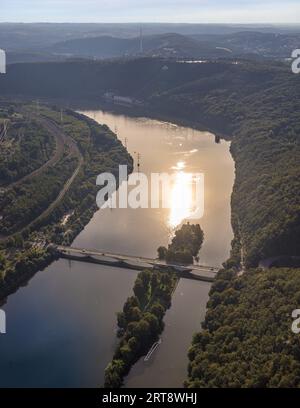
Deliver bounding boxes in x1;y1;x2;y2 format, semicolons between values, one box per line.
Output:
0;252;7;270
150;303;165;320
157;246;167;260
104;360;125;388
144;312;160;335
133;278;147;302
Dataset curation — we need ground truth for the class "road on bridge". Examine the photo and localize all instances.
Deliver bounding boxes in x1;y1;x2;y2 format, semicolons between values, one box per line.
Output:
57;246;219;282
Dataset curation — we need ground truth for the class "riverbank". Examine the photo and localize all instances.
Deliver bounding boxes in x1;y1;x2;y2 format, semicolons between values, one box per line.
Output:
0;103;133;302
0;250;58;305
0;96;233;142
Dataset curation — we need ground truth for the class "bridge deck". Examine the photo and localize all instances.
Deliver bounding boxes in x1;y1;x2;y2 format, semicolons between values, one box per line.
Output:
56;246;218;283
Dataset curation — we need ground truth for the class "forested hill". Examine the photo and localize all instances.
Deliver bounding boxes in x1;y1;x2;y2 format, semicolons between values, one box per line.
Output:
186;267;300;388
0;58;299;267
0;58;288;101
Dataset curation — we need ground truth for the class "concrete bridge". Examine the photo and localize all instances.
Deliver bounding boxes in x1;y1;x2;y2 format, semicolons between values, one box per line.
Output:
56;246;219;283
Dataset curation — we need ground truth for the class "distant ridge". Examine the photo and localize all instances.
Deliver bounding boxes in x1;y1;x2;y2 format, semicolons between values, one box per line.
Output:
48;33;230;59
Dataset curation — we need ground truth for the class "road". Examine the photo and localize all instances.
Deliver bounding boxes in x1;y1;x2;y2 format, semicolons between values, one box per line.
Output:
57;245;219;281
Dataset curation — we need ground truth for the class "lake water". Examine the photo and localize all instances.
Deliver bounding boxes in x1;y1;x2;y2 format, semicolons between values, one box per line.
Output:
0;110;234;387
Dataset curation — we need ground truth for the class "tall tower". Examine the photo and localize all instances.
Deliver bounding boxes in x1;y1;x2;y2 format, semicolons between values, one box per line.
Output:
139;27;144;54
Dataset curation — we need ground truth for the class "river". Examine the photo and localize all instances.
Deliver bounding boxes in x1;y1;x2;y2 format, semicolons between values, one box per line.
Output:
0;109;234;387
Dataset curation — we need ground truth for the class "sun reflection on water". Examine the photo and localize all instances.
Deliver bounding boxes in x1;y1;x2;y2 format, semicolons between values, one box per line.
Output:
169;167;194;228
171;161;186;171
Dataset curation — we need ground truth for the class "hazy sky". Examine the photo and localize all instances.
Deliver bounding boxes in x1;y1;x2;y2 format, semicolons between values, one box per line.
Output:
1;0;300;23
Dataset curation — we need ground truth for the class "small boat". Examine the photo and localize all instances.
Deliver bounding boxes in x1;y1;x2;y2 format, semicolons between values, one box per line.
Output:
144;338;162;362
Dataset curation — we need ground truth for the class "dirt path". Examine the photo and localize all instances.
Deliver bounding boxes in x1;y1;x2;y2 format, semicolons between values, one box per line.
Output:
3;117;65;191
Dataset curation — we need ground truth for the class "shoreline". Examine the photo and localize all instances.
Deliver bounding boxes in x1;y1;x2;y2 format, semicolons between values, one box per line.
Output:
0;104;133;303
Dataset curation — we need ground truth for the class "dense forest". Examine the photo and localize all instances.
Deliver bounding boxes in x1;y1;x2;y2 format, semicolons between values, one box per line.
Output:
0;108;55;185
186;267;300;388
104;268;178;388
0;154;77;234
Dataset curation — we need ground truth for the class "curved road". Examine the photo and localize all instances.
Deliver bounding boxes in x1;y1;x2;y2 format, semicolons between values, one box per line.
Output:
3;116;65;191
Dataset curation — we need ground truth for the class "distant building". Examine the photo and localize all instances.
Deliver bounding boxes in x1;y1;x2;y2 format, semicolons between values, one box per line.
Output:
113;96;134;106
103;92;143;107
